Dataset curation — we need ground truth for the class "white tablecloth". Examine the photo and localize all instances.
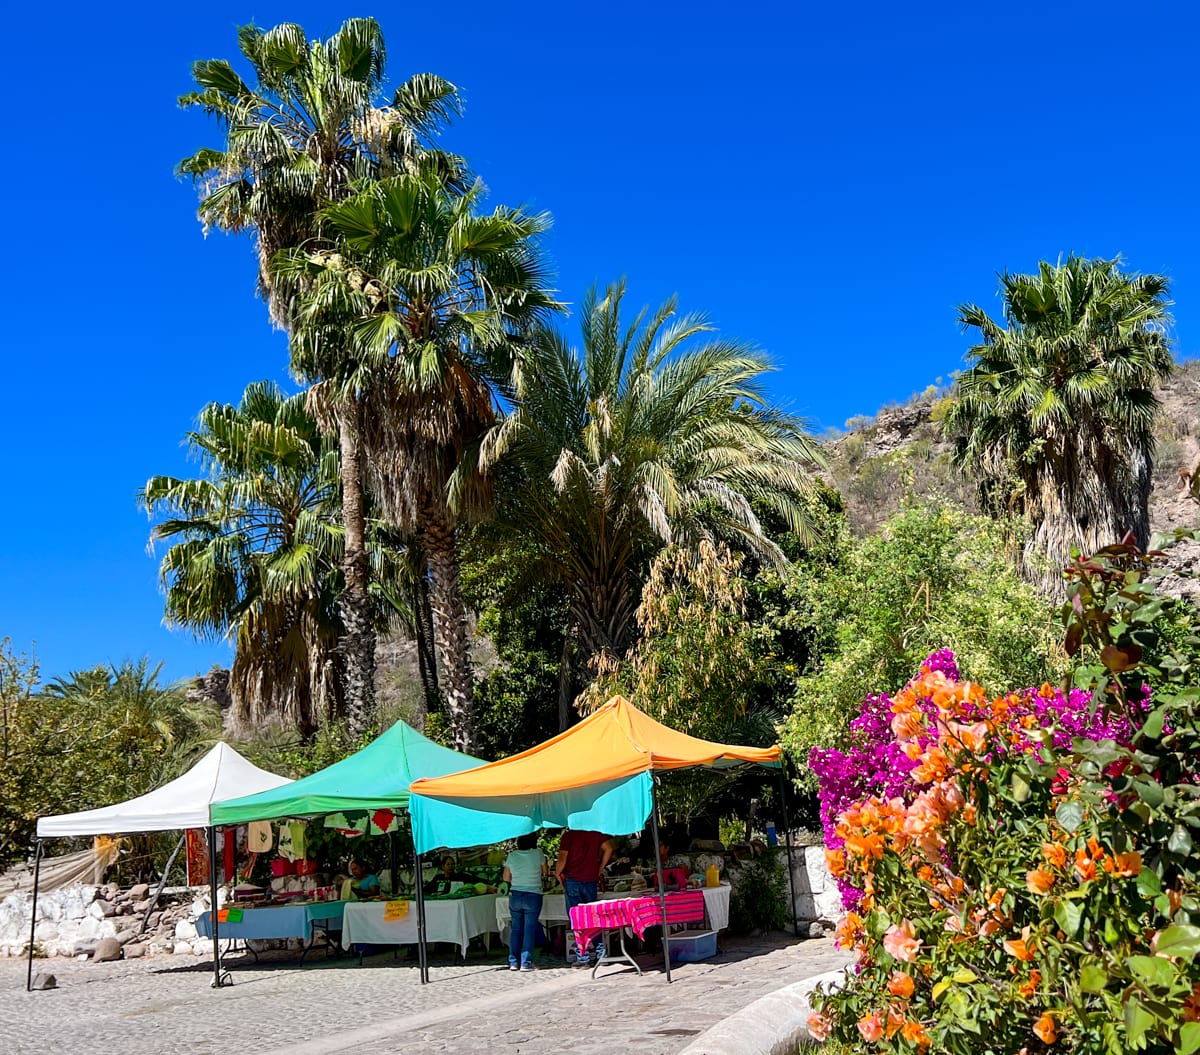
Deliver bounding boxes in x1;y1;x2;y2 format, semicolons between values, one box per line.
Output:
495;884;730;934
341;894;498;955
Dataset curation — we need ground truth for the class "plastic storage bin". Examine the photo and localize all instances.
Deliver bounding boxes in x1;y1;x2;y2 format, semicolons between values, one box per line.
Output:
667;929;717;964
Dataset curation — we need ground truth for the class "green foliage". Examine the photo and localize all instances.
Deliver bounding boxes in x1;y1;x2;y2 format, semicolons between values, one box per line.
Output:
0;646;221;868
782;503;1063;787
459;532;571;759
729;849;789;932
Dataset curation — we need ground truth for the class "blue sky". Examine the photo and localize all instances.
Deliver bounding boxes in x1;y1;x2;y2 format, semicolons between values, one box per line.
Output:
2;1;1198;685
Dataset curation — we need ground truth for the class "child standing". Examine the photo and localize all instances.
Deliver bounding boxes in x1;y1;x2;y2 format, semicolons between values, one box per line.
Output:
503;832;547;971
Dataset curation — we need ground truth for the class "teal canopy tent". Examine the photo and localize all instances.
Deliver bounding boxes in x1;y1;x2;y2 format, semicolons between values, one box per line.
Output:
210;720;484;825
207;720;486;986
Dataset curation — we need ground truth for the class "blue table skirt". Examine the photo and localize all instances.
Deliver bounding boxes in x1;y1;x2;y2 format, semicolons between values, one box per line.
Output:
196;900;348;941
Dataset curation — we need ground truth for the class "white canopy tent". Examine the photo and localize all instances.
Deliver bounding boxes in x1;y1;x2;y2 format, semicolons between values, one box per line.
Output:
28;743;291;991
37;743;290;837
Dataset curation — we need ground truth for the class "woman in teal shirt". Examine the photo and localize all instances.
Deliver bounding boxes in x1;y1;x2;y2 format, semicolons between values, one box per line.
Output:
503;833;547;971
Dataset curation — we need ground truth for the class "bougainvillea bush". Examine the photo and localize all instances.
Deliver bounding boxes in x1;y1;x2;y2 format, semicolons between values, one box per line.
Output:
806;534;1200;1054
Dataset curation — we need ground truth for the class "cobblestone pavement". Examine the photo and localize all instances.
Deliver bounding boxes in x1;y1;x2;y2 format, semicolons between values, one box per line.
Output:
0;934;849;1055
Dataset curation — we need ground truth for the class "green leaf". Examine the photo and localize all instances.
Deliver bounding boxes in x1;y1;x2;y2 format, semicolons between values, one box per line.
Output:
1169;825;1194;856
1156;925;1200;960
1012;772;1032;802
1055;899;1083;938
951;968;978;983
931;979;951;1002
1179;1021;1200;1055
1137;869;1164;898
1126;955;1175;990
1124;997;1155;1044
1080;961;1108;992
1135;778;1166;808
1056;799;1085;832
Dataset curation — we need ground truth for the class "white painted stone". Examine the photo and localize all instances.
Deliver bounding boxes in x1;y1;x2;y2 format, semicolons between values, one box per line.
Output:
174;919;198;942
86;901;106;921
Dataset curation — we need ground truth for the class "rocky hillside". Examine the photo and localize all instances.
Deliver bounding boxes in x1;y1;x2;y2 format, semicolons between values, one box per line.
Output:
820;360;1200;602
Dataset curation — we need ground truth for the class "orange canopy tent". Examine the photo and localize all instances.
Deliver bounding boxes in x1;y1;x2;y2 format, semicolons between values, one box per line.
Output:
408;696;780;853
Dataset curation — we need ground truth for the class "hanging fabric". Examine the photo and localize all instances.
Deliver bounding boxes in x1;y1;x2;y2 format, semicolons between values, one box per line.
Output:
246;821;273;853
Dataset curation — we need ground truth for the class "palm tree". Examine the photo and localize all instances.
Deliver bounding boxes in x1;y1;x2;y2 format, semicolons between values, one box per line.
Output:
942;256;1174;594
40;659;223;798
482;280;825;674
141;382;351;736
179;18;464;734
275;172;560;751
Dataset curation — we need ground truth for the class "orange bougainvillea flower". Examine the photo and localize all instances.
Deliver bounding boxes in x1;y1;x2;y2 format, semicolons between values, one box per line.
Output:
1026;869;1056;895
883;920;921;963
857;1013;884;1042
1103;851;1142;878
834;911;865;951
886;1008;907;1039
825;847;847;877
902;1021;932;1050
1033;1011;1058;1043
888;971;915;999
1004;926;1037;961
1074;848;1097;882
1042;842;1067;868
805;1011;831;1041
1019;970;1042;999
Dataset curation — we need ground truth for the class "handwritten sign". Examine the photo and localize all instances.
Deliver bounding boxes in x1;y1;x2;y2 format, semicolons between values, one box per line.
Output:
383;899;410;922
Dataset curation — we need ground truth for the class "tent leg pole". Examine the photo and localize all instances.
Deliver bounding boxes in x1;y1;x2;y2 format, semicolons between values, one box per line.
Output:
778;762;800;939
650;777;672;983
142;832;186;936
414;849;428;984
208;826;228;988
26;838;43;992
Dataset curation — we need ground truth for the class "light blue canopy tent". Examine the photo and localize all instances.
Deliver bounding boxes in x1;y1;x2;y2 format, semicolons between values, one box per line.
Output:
407;697;784;982
407;696;780;854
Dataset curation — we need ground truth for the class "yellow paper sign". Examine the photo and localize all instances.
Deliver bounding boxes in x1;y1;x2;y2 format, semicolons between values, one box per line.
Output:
383;899;410;922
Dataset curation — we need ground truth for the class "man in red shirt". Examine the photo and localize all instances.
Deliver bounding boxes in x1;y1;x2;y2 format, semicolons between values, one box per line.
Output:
556;828;615;962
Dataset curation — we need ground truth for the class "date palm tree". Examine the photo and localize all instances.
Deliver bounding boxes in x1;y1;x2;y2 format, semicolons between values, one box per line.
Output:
482;280;825;671
942;256;1174;594
179;17;464;734
275;172;560;751
141;382;371;737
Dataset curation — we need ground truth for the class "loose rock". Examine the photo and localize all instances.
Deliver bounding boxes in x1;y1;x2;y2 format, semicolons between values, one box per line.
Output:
92;938;122;963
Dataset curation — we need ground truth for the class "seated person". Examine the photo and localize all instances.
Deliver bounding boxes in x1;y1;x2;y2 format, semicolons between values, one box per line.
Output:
423;854;483;896
347;859;381;899
639;835;688;892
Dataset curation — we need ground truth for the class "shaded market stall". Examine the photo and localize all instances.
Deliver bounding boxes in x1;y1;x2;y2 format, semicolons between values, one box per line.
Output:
29;742;291;991
408;695;792;981
208;719;486;985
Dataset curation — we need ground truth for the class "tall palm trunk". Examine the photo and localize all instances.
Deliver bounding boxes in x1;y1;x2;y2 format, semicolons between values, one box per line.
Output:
339;402;376;738
412;567;441;731
420;501;475;751
1024;425;1154;597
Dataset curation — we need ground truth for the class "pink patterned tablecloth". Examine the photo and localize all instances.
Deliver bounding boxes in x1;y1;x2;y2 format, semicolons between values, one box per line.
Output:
568;890;706;950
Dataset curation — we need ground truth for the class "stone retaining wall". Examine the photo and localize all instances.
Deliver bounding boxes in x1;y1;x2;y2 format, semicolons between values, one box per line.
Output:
0;881;217;960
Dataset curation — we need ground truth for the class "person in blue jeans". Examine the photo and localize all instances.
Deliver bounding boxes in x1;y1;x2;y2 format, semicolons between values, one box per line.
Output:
556;828;615;964
503;833;547;971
